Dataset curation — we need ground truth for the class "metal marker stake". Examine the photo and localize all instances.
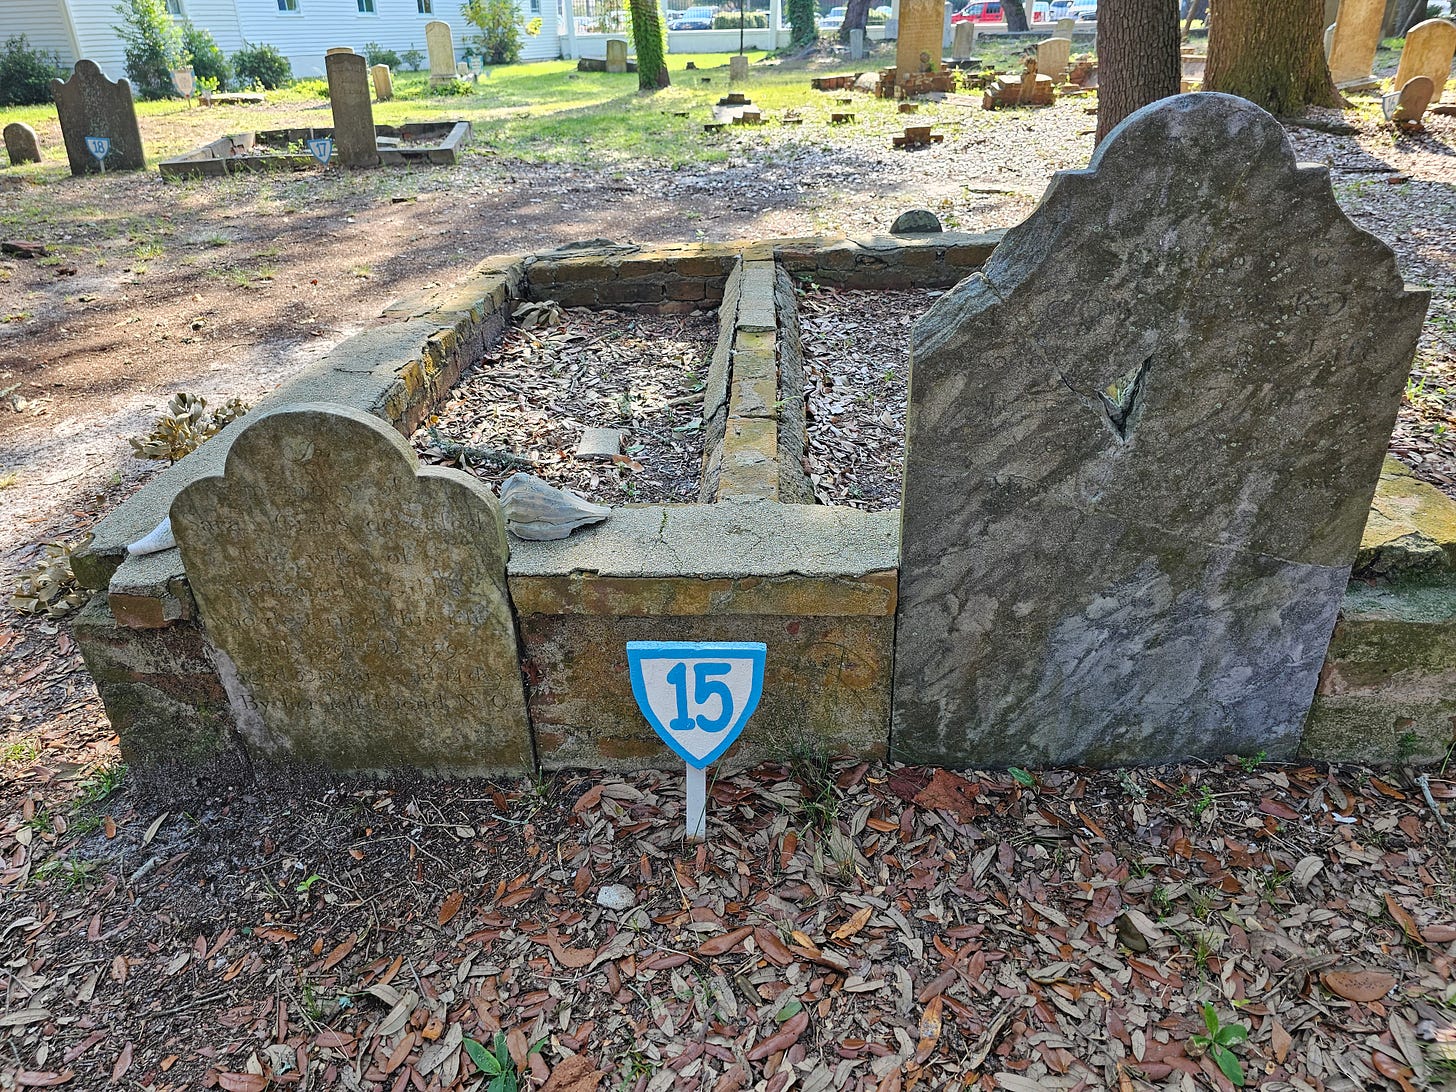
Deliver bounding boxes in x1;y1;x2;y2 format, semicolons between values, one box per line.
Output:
685;765;707;840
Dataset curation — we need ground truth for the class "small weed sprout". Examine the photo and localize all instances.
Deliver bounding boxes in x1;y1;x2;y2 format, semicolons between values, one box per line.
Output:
1190;1003;1249;1086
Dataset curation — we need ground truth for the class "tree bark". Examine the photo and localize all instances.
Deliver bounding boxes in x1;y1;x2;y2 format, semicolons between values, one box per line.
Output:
1003;0;1031;31
627;0;670;88
840;0;873;41
1096;0;1181;144
1204;0;1340;114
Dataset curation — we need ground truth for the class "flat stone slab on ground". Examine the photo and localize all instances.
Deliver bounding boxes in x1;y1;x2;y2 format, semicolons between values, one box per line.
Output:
893;93;1427;767
576;427;625;461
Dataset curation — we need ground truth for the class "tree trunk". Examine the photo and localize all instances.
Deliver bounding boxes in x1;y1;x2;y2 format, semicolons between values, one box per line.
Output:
1096;0;1181;144
627;0;670;88
1003;0;1031;31
840;0;873;41
1392;0;1424;35
1204;0;1340;114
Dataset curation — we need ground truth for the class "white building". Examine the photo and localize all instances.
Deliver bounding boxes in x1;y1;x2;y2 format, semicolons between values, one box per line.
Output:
9;0;562;83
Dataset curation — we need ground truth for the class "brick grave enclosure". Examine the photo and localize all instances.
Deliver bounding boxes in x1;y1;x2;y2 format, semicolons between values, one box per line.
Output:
68;233;1456;777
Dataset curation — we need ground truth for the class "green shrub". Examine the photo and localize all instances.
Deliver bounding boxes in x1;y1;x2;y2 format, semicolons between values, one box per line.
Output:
401;46;425;70
867;8;886;22
0;35;62;106
182;23;230;90
712;11;769;27
232;42;291;88
363;41;402;68
427;77;472;94
114;0;186;99
788;0;817;44
462;0;528;63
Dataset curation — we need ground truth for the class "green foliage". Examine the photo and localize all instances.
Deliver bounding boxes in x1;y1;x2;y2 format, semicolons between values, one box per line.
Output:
463;1032;543;1092
363;42;402;68
1192;1004;1249;1087
1008;767;1035;788
401;47;426;70
182;23;230;91
788;0;817;45
114;0;187;99
866;8;887;23
713;10;769;27
232;42;292;89
628;0;670;88
0;35;63;107
462;0;537;64
427;78;472;95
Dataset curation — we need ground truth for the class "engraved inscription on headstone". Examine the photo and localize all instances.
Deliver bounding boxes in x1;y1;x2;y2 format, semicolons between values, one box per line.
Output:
893;93;1428;767
170;404;533;774
51;60;146;176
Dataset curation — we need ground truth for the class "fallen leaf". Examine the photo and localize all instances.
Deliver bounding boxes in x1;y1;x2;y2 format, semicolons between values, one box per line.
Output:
697;926;753;957
831;907;872;942
1322;968;1397;1002
439;890;464;927
541;1054;603;1092
747;1010;809;1061
321;934;356;971
1271;1020;1291;1064
1385;894;1423;944
216;1075;268;1092
912;769;983;821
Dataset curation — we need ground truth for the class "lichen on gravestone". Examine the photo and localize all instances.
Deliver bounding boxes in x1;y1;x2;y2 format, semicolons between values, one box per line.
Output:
892;93;1428;768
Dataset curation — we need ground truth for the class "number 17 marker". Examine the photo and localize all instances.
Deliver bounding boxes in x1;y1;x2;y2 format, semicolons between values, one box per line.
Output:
628;641;766;840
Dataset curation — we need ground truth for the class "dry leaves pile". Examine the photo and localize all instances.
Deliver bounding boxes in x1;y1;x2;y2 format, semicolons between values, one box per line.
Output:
413;311;716;506
3;753;1454;1091
799;287;935;510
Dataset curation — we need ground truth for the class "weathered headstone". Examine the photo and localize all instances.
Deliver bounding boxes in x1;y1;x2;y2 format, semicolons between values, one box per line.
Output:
371;62;394;100
325;47;354;56
952;20;976;60
942;0;954;48
729;54;750;81
169;404;533;774
171;66;195;101
850;27;866;60
425;20;458;86
607;38;629;74
896;0;944;75
1327;0;1384;86
1393;18;1456;102
1056;16;1075;36
325;51;379;167
893;93;1427;767
3;122;41;166
1323;22;1336;59
51;60;146;176
1385;74;1435;124
1037;36;1072;79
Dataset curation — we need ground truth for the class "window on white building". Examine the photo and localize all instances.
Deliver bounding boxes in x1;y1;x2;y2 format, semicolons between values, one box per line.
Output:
358;0;376;11
530;0;540;12
165;0;183;14
417;0;433;11
277;0;300;11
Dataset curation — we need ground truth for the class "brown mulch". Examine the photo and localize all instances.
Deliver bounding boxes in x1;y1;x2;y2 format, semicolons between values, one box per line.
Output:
413;309;717;506
798;286;933;511
2;755;1455;1089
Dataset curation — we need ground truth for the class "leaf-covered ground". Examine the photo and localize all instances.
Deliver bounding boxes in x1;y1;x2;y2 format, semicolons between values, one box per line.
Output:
2;757;1455;1090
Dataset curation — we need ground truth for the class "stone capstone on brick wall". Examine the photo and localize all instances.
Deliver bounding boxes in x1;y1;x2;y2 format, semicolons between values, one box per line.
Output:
893;93;1428;767
169;403;533;774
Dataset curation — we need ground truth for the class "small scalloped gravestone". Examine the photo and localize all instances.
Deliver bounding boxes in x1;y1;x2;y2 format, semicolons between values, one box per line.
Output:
51;60;146;176
892;93;1428;767
169;404;532;774
4;122;41;166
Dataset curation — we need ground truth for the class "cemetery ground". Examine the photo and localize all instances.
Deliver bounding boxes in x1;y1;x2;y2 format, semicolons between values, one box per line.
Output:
2;43;1456;1092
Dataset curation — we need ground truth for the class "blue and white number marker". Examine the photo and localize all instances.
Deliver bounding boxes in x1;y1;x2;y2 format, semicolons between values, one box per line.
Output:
627;641;766;839
306;136;334;166
84;136;111;171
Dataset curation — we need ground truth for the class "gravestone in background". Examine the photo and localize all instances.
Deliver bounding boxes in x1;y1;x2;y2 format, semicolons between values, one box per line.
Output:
1324;22;1336;59
896;0;944;75
729;54;749;81
893;93;1427;768
1394;19;1456;101
607;38;629;74
1055;16;1075;36
51;60;146;176
850;28;866;60
425;20;458;87
371;62;394;100
170;404;533;774
1037;36;1072;79
325;51;380;168
952;20;976;59
1327;0;1384;86
4;122;41;166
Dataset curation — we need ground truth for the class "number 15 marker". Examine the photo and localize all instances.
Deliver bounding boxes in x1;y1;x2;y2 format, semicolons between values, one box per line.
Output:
627;641;766;840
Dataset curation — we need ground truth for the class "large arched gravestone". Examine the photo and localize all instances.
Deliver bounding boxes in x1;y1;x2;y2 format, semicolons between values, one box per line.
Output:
893;93;1428;768
51;60;146;176
170;404;532;774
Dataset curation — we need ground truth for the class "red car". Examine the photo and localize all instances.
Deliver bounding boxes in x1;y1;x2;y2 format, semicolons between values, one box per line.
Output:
951;1;1050;22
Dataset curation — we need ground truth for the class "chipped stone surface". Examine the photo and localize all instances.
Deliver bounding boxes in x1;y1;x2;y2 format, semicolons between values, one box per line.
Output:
893;94;1427;767
170;404;531;774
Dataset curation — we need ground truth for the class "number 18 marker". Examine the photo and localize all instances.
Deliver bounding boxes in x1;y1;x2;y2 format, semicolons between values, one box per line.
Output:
627;641;766;839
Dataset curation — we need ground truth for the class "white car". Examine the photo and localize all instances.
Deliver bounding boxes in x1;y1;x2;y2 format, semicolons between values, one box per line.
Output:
820;5;846;29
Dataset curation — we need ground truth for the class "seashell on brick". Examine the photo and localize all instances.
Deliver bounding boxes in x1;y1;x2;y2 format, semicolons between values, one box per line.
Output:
498;473;611;540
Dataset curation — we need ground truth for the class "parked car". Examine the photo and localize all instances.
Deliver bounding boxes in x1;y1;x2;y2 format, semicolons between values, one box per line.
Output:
952;1;1050;23
668;5;716;28
820;5;847;30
